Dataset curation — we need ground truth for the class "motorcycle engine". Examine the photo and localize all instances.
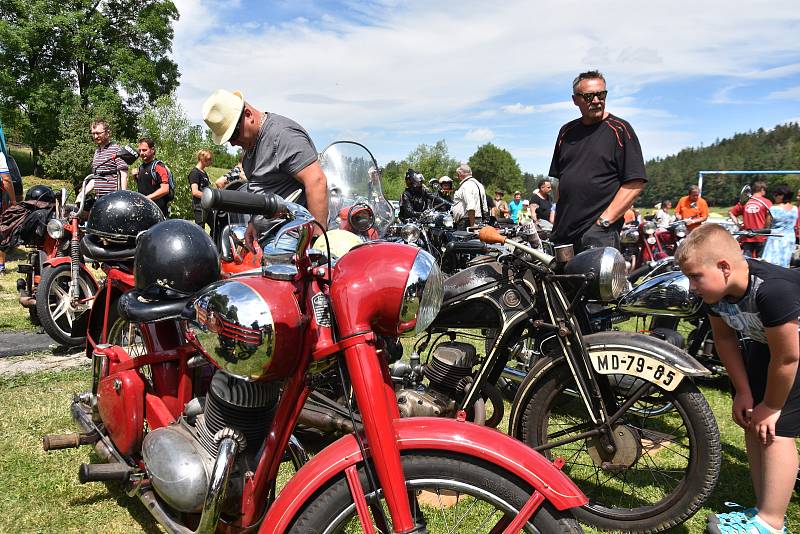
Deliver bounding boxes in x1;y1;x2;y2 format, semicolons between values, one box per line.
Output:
396;341;476;418
142;371;280;513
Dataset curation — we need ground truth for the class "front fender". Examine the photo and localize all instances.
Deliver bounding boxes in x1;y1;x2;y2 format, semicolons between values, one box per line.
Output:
260;417;587;533
43;257;99;290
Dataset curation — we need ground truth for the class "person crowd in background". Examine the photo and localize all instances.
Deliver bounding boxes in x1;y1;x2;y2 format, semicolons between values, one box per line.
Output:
90;119;128;197
134;137;172;217
188;149;213;227
529;179;554;224
549;70;647;252
451;163;487;229
493;190;509;220
507;191;524;223
654;199;673;228
729;181;771;258
675;185;709;232
761;184;798;268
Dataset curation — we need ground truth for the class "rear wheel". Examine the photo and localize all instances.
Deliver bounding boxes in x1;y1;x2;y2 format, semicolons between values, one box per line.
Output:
290;451;580;533
36;263;96;347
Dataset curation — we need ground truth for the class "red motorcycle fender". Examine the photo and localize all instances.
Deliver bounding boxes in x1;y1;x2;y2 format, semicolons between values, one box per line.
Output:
43;257;100;290
259;417;587;532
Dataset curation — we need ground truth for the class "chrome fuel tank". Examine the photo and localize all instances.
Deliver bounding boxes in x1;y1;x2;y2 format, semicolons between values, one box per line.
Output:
618;270;701;318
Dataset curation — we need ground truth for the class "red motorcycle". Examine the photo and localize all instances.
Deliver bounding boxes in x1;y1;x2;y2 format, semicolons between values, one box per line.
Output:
620;219;687;273
44;189;586;533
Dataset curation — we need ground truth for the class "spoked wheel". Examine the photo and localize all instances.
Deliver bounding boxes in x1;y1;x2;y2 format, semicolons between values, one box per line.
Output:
517;338;720;532
290;451;580;533
36;264;97;347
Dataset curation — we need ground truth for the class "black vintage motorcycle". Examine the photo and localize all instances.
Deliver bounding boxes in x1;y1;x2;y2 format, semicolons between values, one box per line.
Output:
302;226;721;532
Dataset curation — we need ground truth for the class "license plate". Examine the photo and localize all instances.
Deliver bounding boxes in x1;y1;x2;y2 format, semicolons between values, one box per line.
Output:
590;350;684;391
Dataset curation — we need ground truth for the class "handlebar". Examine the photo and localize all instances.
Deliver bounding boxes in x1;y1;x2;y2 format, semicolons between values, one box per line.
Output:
478;226;556;269
201;188;287;219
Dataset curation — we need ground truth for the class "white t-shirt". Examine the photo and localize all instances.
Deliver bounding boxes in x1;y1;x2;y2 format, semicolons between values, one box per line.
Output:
654;208;673;228
451;176;487;222
0;152;9;175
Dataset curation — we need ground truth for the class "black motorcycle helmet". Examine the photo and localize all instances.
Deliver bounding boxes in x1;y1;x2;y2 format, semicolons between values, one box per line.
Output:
24;184;56;203
405;169;423;189
86;190;165;244
134;219;220;299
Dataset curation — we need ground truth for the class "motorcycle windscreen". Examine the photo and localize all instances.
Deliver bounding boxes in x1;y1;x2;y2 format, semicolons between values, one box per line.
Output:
319;141;394;237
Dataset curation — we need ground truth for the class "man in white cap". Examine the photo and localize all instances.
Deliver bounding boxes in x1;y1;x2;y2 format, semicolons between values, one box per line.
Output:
202;89;328;232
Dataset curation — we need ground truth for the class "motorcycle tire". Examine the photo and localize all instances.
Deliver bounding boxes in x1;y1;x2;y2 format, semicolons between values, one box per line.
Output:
289;450;581;533
36;264;97;347
514;332;720;533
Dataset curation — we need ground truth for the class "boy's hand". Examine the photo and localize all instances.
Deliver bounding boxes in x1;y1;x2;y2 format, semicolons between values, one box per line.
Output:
750;402;781;445
732;391;754;428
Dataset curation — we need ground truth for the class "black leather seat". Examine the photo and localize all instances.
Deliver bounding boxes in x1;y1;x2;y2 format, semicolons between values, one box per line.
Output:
118;289;193;323
80;235;136;263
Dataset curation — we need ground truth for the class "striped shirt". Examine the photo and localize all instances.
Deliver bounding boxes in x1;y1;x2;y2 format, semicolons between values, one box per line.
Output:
92;142;128;197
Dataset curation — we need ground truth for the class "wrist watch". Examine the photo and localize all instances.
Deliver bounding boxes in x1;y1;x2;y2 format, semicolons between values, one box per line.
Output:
597;216;612;228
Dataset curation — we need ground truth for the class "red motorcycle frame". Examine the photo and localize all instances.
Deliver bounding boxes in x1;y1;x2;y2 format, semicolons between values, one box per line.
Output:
45;190;586;533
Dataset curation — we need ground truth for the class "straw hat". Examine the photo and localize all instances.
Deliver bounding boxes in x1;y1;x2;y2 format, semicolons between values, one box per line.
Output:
202;89;245;145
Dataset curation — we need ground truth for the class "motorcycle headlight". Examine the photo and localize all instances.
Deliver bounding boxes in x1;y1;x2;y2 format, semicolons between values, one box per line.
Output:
643;221;656;235
564;247;627;302
399;250;444;336
401;223;421;244
620;229;639;245
442;214;454;229
646;236;657;245
348;204;375;234
46;219;65;239
673;222;687;238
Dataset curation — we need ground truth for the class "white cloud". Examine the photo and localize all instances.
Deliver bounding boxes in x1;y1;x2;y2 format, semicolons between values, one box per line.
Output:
465;128;495;142
502;103;536;114
170;0;800;170
767;85;800;100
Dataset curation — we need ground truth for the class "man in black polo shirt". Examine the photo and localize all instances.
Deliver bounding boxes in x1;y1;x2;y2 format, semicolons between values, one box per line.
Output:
549;70;647;252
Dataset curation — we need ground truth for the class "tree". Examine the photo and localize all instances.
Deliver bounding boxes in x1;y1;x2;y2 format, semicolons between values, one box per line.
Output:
406;140;460;185
136;93;206;219
468;143;523;194
0;0;179;174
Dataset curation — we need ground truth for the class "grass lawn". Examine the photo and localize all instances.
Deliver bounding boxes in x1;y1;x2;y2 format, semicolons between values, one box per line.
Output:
0;364;798;533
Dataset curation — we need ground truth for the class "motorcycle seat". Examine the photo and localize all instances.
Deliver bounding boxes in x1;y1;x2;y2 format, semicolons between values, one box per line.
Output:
80;234;136;263
117;289;192;324
450;231;477;241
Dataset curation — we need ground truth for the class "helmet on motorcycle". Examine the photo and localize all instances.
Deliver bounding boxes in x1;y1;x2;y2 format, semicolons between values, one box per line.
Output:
24;184;56;203
134;219;220;299
86;190;165;244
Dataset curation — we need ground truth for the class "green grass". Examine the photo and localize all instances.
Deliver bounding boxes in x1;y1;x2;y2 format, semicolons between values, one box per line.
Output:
1;363;798;532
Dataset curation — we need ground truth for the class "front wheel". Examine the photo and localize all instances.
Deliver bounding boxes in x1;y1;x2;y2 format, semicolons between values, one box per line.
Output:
36;263;96;347
290;451;581;533
515;334;720;532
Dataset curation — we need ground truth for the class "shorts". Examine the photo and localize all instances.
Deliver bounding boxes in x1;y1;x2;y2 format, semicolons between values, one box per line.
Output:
740;341;800;437
741;241;765;258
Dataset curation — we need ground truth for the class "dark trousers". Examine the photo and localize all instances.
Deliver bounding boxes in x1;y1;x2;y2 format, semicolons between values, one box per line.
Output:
741;241;765;258
563;223;620;254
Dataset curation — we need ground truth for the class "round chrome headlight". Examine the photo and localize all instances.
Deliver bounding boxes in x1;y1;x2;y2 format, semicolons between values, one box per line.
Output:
673;222;687;239
440;213;454;229
348;204;375;234
46;219;65;239
399;250;444;336
191;280;276;380
401;223;421;244
643;221;656;235
564;247;627;302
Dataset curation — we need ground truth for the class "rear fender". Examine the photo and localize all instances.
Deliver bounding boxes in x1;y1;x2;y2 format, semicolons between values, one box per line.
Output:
259;417;587;533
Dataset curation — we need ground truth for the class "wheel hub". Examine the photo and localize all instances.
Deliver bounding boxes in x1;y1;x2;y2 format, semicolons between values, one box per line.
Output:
586;425;642;471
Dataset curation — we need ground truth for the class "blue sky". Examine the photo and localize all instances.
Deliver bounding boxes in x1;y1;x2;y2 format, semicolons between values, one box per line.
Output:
172;0;800;174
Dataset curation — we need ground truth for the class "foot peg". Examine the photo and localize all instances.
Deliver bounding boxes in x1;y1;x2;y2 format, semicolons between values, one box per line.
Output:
43;431;98;451
78;463;132;484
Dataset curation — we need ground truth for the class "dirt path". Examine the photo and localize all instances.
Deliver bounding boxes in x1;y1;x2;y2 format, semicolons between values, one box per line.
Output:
0;351;89;376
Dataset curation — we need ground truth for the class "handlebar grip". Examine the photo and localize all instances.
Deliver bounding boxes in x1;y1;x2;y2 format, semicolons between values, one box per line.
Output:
201;188;285;218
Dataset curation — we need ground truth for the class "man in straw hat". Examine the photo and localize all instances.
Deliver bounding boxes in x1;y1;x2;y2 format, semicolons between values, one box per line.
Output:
202;90;328;233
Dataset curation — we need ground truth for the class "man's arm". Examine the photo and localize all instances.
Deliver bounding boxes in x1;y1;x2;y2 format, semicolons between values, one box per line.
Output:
1;174;14;206
293;160;328;231
119;169;128;190
147;164;169;200
598;180;645;223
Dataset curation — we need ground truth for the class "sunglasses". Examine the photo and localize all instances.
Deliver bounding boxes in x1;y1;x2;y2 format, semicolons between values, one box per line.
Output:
574;90;608;104
229;110;244;143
